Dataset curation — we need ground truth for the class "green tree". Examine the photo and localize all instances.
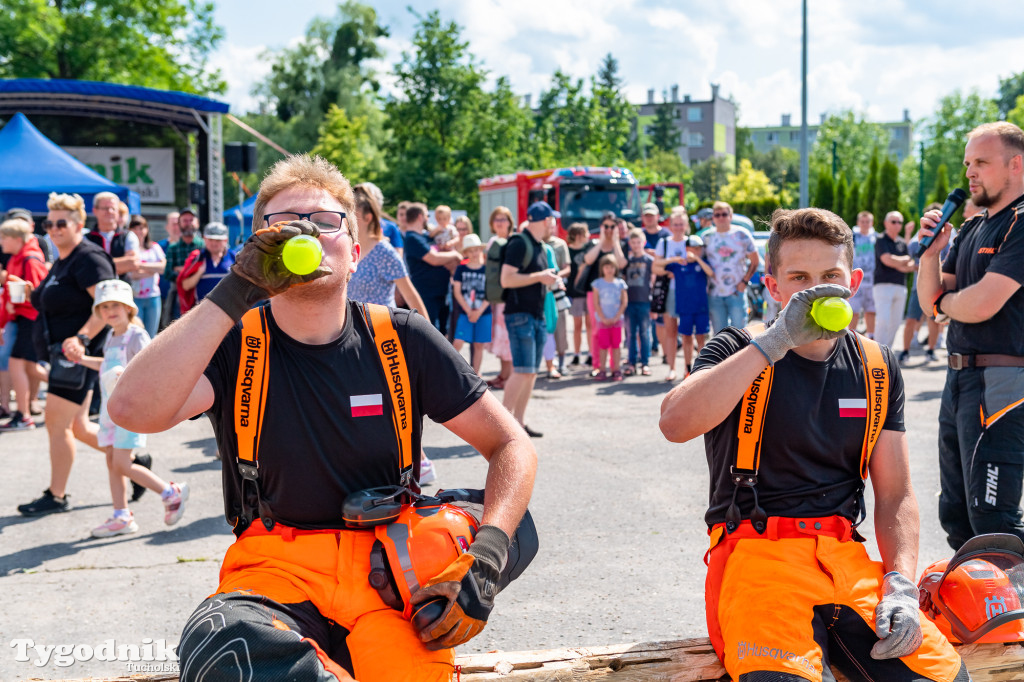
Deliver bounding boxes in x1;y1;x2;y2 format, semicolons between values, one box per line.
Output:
862;151;880;224
593;53;635;158
931;163;950;206
649;99;681;153
690;157;728;202
721;159;779;204
875;158;900;221
920;89;997;195
809;111;888;184
1007;94;1024;130
844;182;862;226
311;105;385;185
0;0;224;93
735;126;755;161
834;173;848;221
382;11;531;208
534;69;620;165
813;169;834;212
996;72;1024;119
253;2;388;153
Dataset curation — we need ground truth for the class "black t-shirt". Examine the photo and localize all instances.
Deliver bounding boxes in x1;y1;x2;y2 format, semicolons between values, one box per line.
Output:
567;245;589;298
403;231;451;300
582;246;616;293
874;234;909;285
203;301;486;533
502;230;547;318
692;327;904;527
32;240;115;348
943;194;1024;355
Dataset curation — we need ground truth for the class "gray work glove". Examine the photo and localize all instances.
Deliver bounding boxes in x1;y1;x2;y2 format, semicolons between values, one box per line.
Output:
751;284;851;364
871;571;923;660
206;220;332;322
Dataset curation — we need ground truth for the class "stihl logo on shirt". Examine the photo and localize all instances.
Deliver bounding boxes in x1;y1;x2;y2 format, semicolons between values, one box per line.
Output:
351;394;383;418
838;398;867;418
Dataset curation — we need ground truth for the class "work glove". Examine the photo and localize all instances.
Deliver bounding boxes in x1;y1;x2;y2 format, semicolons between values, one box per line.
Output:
206;220;332;322
871;571;924;660
751;284;850;364
409;524;509;650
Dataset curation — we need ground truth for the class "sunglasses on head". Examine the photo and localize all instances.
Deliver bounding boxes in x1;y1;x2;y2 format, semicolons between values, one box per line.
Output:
44;219;70;230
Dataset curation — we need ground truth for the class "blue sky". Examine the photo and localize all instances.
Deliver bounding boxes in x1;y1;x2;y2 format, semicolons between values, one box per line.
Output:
210;1;1024;128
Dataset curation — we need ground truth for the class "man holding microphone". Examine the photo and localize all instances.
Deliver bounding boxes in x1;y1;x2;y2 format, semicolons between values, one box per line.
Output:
917;121;1024;550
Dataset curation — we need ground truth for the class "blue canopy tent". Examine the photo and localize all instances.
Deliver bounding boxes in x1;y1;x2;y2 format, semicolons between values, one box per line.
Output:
224;193;257;245
0;112;141;214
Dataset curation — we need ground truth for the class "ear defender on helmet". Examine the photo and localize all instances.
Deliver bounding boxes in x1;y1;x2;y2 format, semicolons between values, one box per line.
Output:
918;533;1024;644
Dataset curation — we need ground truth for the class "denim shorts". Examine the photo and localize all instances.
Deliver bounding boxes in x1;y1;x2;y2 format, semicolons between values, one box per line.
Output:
505;312;546;374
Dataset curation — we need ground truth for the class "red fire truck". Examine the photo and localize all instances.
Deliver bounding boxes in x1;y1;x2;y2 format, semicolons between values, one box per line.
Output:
478;166;643;239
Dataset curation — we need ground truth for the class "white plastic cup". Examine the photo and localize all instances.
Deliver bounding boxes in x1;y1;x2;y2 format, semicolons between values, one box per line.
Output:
8;281;26;304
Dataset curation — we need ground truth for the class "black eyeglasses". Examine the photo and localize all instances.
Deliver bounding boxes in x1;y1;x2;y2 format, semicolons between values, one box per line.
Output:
264;211;348;233
44;219;70;230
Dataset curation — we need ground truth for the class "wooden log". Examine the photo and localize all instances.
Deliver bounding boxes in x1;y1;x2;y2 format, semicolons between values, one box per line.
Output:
54;638;1024;682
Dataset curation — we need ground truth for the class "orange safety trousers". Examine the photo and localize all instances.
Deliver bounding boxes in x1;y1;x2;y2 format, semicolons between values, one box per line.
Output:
214;523;453;682
705;518;966;682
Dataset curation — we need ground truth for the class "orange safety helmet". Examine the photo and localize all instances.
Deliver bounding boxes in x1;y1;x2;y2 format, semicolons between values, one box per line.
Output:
369;499;479;619
918;533;1024;644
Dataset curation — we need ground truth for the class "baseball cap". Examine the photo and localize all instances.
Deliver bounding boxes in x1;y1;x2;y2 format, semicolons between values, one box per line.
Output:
93;279;138;314
178;206;197;217
527;201;560;222
6;208;32;222
696;208;713;220
461;233;483;250
642;203;660;216
203;222;229;240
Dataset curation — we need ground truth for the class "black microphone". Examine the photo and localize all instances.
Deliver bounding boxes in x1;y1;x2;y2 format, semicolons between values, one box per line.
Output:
918;188;967;254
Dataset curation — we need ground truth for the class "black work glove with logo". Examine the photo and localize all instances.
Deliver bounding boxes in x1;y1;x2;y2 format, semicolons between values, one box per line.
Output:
409;524;509;650
751;284;851;364
206;220;332;322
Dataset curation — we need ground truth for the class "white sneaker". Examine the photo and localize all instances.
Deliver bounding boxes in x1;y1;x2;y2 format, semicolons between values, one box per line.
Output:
162;482;190;526
420;457;437;485
92;512;138;538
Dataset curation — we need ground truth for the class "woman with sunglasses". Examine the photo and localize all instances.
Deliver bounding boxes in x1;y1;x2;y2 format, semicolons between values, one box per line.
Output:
18;192;116;517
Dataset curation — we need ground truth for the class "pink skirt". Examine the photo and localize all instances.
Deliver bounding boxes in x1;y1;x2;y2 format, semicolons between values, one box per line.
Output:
489;302;512;362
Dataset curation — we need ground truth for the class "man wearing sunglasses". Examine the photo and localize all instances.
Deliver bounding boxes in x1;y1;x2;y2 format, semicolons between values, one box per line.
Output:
704;201;758;333
110;154;536;682
873;210;916;350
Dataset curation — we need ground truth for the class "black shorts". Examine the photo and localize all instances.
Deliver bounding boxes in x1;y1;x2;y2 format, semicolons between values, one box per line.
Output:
46;371;97;406
10;317;38;362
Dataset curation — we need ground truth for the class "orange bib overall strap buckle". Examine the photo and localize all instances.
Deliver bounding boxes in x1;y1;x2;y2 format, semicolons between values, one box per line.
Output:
726;331;888;536
233;303;412;530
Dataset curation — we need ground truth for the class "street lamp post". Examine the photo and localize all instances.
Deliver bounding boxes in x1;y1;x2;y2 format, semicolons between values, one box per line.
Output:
799;0;809;207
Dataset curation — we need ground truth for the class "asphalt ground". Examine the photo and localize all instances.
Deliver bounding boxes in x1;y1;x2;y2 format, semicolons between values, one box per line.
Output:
0;332;954;681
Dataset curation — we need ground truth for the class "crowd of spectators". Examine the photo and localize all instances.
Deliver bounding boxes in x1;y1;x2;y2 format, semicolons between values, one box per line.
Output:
0;183;950;508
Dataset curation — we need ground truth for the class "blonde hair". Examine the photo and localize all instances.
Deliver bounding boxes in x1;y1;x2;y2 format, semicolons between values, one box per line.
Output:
712;201;732;214
92;191;119;210
434;205;452;221
0;217;32;239
253;155;357;241
627;227;645;241
455;215;473;232
599;253;619;272
47;192;87;225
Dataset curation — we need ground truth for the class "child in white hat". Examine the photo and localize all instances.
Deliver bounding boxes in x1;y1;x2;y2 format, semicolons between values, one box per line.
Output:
72;279;189;537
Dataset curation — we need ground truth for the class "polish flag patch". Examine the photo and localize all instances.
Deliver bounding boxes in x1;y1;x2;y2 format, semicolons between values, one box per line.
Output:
351;394;384;417
838;398;867;418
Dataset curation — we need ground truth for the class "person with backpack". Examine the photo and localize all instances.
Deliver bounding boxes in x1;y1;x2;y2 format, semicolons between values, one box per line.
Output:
660;207;966;682
499;201;561;437
109;154;537;682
